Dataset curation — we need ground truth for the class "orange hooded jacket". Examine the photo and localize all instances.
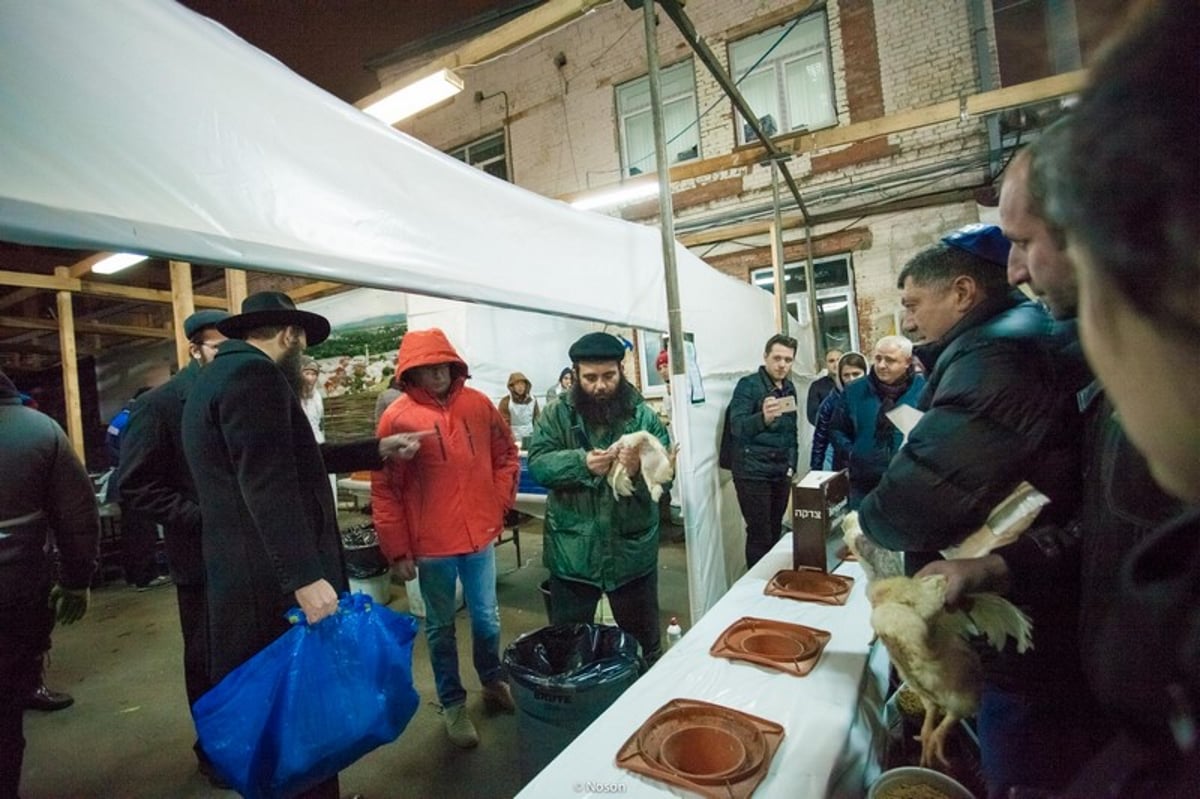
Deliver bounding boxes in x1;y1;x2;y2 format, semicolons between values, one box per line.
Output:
371;329;519;561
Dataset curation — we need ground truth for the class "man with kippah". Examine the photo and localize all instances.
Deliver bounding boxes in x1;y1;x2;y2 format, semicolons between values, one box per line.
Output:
117;308;230;786
528;332;671;663
858;226;1095;797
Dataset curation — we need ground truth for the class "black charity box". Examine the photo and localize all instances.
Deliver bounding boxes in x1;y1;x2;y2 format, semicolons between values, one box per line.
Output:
791;469;850;571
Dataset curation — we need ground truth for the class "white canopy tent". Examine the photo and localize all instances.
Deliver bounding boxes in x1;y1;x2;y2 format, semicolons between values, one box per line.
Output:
0;0;804;618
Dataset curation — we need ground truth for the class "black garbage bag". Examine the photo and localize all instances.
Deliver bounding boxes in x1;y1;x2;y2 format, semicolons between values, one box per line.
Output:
504;623;642;782
340;523;388;579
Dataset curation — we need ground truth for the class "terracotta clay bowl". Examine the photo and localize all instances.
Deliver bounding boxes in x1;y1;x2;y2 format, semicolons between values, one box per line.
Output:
658;725;748;783
636;704;766;785
739;629;819;662
773;569;847;596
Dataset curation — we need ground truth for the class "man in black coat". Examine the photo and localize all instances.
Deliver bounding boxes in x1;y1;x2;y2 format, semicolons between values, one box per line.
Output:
804;348;842;426
859;226;1093;798
182;292;408;799
0;368;98;798
919;121;1185;798
726;333;801;568
117;309;228;784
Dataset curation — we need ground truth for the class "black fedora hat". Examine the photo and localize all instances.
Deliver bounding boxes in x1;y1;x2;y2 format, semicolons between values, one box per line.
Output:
217;291;331;346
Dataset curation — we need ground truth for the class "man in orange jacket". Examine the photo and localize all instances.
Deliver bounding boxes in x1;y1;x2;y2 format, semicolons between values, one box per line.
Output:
372;328;520;749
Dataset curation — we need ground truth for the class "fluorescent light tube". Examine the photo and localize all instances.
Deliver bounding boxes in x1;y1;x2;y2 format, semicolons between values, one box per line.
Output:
363;68;464;124
91;253;148;275
570;182;659;212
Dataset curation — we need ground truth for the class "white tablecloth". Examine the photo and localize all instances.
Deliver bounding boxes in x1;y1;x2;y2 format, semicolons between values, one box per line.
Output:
515;534;889;798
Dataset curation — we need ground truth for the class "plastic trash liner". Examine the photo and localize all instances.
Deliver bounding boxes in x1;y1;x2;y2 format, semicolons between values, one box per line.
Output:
503;623;642;782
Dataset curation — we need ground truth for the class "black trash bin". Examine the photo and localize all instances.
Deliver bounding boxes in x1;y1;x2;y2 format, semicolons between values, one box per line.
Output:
504;623;642;782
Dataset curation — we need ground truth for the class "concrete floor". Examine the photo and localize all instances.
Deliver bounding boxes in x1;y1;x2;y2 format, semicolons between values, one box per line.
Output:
20;518;690;799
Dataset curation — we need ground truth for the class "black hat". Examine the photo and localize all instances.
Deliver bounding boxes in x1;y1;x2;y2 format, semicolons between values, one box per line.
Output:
569;332;627;363
217;291;330;346
183;309;229;340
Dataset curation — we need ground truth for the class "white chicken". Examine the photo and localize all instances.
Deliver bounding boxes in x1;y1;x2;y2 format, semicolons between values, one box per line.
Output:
869;575;1032;767
605;431;674;502
843;511;1034;768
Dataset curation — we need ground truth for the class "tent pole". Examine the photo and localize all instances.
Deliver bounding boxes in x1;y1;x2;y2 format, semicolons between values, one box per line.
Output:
641;0;684;376
768;157;788;335
654;0;823;365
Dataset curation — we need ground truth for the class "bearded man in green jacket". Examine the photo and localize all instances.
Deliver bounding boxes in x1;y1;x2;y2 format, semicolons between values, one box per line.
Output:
528;332;670;663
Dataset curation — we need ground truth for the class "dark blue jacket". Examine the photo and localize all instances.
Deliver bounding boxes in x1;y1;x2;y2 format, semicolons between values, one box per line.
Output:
830;371;924;506
727;366;798;482
860;291;1089;554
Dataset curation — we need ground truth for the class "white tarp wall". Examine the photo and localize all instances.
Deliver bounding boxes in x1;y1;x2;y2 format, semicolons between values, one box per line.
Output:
0;0;785;617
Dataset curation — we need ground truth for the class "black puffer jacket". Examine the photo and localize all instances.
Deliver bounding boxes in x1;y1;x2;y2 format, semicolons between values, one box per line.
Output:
0;371;98;602
860;291;1089;554
727;366;799;482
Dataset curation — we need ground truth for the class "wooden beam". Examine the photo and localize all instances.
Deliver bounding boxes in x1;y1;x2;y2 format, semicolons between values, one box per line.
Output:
702;228;873;277
67;252;113;279
0;287;37;312
286;281;346;303
169;260;195;369
55;267;85;461
679;186;979;248
359;0;608;112
0;314;172;339
225;268;248;313
564;70;1089;204
0;269;78;292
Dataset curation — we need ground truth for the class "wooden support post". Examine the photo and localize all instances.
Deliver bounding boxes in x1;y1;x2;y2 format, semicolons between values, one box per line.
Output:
54;267;86;462
169;260;195;369
225;268;248;314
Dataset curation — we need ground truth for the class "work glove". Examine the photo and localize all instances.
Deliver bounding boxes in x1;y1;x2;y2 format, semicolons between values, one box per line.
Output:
49;584;90;625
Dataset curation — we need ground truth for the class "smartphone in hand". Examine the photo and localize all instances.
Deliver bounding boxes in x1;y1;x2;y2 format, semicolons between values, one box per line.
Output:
776;395;797;413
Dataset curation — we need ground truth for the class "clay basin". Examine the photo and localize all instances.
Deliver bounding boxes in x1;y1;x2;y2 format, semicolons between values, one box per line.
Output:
740;630;817;661
659;725;747;782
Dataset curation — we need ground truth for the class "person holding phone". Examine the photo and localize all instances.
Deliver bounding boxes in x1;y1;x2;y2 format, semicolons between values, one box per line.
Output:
725;334;801;568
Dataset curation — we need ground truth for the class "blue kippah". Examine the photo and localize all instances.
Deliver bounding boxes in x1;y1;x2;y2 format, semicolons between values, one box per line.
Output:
941;224;1011;267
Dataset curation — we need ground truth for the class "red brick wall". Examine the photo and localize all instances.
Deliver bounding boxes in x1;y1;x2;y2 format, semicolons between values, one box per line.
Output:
838;0;884;122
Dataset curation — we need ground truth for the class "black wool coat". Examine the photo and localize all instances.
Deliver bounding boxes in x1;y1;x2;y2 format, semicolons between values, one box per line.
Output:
118;360;205;585
181;340;378;683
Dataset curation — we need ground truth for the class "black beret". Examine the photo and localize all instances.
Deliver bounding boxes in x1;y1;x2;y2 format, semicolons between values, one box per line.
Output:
569;332;627;363
183;310;229;339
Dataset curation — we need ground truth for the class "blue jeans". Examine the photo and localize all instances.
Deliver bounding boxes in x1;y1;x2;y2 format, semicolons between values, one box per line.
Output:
417;546;504;708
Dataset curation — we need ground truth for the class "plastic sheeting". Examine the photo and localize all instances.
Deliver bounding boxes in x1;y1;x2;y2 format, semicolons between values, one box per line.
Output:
0;0;787;616
515;536;887;798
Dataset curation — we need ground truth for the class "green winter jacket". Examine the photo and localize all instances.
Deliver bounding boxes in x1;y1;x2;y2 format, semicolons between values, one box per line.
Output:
528;390;670;591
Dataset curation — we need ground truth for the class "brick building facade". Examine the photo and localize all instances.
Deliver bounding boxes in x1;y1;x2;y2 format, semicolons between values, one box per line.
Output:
373;0;1063;357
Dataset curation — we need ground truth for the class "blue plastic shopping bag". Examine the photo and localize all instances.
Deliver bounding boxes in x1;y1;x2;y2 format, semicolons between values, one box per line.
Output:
193;593;420;799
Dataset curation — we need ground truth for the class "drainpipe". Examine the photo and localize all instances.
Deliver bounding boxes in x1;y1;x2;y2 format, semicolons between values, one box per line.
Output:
967;0;1002;177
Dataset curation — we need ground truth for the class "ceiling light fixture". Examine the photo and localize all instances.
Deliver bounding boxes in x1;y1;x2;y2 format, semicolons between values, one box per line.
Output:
363;68;465;124
570;181;659;212
91;252;149;275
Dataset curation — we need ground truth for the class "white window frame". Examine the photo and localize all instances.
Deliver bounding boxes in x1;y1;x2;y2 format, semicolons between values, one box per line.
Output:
616;59;701;178
730;11;836;146
751;254;860;353
448;130;509;181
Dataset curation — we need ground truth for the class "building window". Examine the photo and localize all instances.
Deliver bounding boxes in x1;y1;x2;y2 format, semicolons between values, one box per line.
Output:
616;59;701;178
729;12;836;145
751;254;859;354
449;131;508;182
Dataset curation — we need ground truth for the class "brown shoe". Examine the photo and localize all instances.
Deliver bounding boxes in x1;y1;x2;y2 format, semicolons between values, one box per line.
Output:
482;680;516;714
